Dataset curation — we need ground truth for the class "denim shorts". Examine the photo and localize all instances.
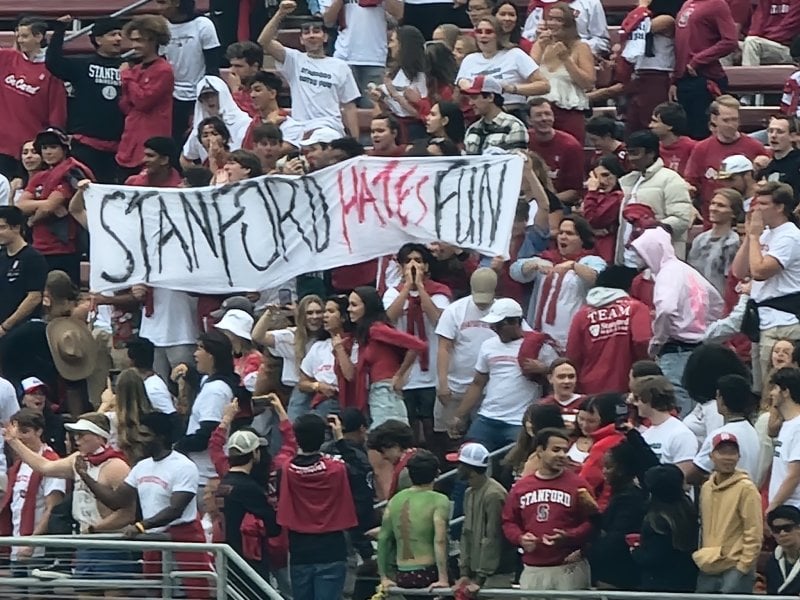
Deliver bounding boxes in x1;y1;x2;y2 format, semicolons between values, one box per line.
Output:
74;548;138;579
369;381;409;429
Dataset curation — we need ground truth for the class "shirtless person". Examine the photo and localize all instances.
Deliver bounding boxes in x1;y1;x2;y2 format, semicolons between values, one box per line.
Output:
3;412;133;586
376;450;450;590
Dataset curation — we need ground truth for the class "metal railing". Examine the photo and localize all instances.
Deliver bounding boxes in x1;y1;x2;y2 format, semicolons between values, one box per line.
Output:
387;590;798;599
63;0;153;43
374;442;515;510
0;534;283;600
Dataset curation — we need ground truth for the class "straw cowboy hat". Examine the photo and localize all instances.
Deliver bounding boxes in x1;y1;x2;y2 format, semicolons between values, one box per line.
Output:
46;317;98;381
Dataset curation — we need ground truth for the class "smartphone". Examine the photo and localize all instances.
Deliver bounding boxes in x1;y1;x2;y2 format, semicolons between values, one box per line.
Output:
252;395;270;414
614;401;629;430
278;288;293;306
109;369;121;394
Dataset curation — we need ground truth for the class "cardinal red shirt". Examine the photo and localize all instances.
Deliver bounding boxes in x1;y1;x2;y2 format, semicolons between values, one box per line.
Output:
674;0;738;81
684;133;767;216
124;168;183;188
528;130;585;197
565;294;652;394
749;0;800;46
0;50;67;159
502;469;598;567
660;136;697;174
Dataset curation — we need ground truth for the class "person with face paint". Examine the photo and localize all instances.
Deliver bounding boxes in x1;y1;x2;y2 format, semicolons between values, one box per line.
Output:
448;442;507;594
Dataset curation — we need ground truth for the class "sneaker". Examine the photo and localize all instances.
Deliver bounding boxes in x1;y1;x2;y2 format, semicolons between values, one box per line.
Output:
31;561;72;580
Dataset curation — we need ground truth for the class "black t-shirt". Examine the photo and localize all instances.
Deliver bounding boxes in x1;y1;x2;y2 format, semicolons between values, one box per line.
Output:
0;244;48;326
761;149;800;200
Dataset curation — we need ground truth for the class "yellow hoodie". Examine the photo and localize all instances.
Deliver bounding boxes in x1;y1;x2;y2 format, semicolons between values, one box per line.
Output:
694;470;763;575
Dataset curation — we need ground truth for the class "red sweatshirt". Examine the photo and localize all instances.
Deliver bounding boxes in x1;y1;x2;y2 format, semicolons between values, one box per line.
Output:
0;50;67;159
684;134;766;216
660;136;697;174
566;292;651;395
674;0;738;81
581;189;624;263
578;424;625;511
116;57;174;168
749;0;800;46
502;469;598;567
528;130;585;197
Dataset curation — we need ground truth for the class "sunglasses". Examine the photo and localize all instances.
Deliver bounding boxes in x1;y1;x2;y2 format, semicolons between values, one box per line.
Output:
474;28;495;34
773;523;798;534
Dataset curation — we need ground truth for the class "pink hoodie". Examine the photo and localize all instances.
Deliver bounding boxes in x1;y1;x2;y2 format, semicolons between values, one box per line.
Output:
630;228;724;352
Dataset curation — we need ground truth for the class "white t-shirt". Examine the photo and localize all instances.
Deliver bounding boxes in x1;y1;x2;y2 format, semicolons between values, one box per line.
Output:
163;17;221;102
11;452;66;560
186;378;234;483
475;337;556;425
268;328;300;387
276;48;361;134
383;287;451;389
434;297;498;394
683;400;724;447
770;414;800;508
320;0;388;66
751;222;800;329
456;49;539;105
125;451;199;532
0;376;19;474
642;415;698;465
693;419;762;482
300;338;338;388
144;374;176;415
380;71;428;118
0;173;10;205
139;289;199;347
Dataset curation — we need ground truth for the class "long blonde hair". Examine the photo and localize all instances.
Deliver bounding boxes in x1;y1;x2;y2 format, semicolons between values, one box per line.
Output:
547;2;580;45
293;295;324;365
115;369;154;463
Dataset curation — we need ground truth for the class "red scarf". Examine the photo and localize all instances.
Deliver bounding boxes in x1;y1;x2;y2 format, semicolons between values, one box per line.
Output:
396;280;452;371
534;249;593;330
86;445;128;467
388;448;417;498
0;447;60;536
237;0;254;40
333;333;363;412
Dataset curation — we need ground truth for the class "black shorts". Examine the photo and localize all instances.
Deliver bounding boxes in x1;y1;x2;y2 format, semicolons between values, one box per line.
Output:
402;387;436;419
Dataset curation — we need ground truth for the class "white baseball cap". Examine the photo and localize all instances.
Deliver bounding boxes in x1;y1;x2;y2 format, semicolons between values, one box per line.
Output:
226;430;261;454
446;442;490;467
716;155;754;179
21;377;47;394
215;309;254;341
298;127;341;147
480;297;524;324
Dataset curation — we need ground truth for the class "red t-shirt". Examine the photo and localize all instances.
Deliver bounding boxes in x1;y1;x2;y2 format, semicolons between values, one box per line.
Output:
528;130;585;196
660;136;697;174
565;295;652;395
684;133;767;216
124;168;183;188
24;170;78;255
749;0;800;46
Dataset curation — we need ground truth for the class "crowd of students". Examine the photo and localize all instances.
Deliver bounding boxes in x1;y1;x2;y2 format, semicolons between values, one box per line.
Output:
0;0;800;598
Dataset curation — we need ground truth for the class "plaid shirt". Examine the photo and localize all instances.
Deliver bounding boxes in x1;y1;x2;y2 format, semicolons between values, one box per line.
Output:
464;111;529;155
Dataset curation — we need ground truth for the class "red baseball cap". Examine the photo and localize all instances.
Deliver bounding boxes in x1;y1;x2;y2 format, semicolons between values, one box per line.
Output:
712;432;739;450
461;75;503;96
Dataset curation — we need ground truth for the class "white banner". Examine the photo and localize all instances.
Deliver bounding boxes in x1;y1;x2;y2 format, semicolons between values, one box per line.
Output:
85;155;524;294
